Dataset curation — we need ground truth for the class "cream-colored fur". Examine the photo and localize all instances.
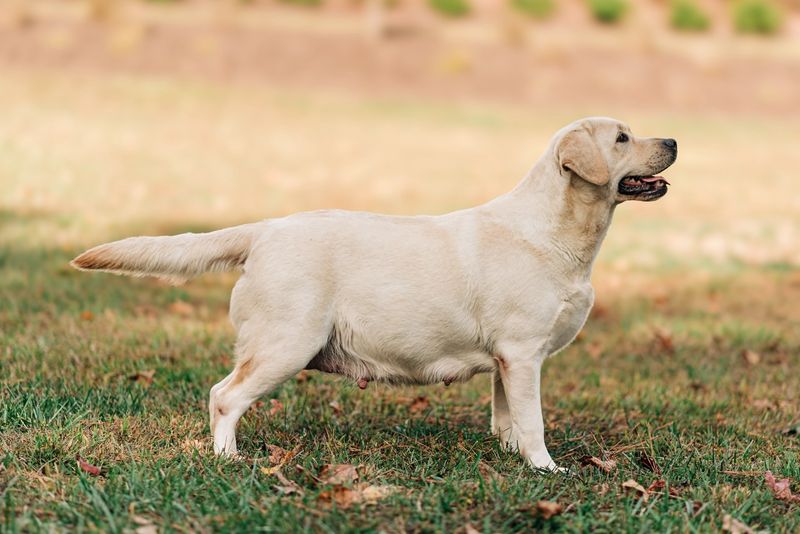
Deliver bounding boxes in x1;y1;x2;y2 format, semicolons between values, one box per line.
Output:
72;117;677;471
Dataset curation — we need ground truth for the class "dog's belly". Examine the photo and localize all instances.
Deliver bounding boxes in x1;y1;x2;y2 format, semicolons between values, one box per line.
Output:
306;346;495;386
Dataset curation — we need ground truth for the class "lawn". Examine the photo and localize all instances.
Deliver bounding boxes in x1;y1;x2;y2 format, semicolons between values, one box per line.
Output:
1;71;799;532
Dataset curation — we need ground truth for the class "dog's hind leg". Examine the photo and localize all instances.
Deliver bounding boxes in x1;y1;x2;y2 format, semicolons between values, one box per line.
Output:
491;371;514;448
210;334;322;456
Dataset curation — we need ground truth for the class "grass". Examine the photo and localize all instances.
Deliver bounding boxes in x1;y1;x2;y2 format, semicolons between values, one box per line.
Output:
2;245;798;532
1;71;799;531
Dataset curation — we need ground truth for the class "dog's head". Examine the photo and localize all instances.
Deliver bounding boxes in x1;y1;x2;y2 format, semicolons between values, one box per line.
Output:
554;117;677;203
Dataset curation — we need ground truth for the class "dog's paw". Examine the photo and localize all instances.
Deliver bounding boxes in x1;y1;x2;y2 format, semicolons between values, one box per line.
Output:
527;454;572;475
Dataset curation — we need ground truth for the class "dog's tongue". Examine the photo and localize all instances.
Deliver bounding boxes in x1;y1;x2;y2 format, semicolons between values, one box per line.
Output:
641;175;670;185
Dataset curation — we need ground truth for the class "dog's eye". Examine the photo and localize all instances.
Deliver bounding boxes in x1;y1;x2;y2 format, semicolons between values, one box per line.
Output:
616;132;629;143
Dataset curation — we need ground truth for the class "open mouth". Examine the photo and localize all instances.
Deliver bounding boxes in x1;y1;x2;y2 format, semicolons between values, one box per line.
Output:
618;175;670;200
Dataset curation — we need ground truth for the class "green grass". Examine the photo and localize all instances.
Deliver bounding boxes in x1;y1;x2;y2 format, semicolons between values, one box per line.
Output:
1;243;798;532
1;69;799;532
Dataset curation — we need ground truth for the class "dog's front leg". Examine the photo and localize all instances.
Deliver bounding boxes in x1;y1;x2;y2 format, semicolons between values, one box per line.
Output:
495;346;565;473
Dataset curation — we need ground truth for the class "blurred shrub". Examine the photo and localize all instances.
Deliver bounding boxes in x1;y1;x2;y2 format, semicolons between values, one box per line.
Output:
733;0;782;34
670;0;710;31
511;0;556;19
429;0;471;18
277;0;323;6
587;0;628;24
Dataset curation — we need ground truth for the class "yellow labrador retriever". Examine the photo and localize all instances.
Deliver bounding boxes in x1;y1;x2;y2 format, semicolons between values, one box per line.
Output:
72;117;677;471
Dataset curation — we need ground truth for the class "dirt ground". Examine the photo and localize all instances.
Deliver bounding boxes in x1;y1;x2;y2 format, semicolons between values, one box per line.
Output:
1;0;800;115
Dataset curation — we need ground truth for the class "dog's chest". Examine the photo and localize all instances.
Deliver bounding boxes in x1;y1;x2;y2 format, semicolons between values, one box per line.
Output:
544;283;594;356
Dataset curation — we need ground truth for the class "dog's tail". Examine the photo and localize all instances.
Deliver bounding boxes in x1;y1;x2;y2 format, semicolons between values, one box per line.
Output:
70;222;263;284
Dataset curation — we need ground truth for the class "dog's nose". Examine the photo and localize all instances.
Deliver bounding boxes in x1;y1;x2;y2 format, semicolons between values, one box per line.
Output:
662;138;677;150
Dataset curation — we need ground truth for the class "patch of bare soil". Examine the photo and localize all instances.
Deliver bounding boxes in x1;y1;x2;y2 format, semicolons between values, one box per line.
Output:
0;1;799;114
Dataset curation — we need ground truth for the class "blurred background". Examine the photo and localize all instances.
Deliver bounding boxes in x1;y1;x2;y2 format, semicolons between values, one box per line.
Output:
1;0;799;335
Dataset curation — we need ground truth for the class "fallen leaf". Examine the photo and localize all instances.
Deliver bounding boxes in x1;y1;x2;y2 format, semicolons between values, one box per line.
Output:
751;399;772;410
129;369;155;386
268;399;284;416
295;370;311;383
261;445;300;474
409;396;430;414
722;514;756;534
358;484;398;503
477;460;504;484
580;456;617;473
639;451;662;475
273;469;304;496
77;456;101;476
463;523;481;534
318;483;397;509
80;310;94;321
168;300;194;316
586;342;603;360
131;515;158;534
320;464;359;485
181;439;206;453
590;303;609;320
593;482;609;495
764;471;800;503
654;329;675;354
267;445;289;465
741;349;761;366
647;479;682;497
621;479;649;501
328;400;341;414
535;500;563;519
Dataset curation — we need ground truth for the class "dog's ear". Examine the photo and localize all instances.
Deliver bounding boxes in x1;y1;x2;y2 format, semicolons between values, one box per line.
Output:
557;129;609;186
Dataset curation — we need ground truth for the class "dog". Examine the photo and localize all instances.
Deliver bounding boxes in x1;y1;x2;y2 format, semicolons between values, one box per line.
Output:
72;117;677;471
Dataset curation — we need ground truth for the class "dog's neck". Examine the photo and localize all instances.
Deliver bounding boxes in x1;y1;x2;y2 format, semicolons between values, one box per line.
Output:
485;158;616;275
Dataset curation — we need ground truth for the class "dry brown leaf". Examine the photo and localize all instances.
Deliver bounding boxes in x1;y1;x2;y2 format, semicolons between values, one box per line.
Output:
741;349;761;366
80;310;94;321
580;456;617;473
621;479;649;501
477;461;504;485
328;400;341;414
752;399;772;410
267;445;289;465
639;451;662;475
262;445;300;474
273;469;304;496
129;369;155;387
654;329;675;354
358;484;398;503
409;396;430;414
722;514;756;534
181;439;206;453
764;471;800;503
318;483;397;509
593;482;610;495
647;479;682;497
463;523;481;534
131;515;158;534
268;398;284;416
590;303;609;320
586;342;603;360
168;300;194;317
295;370;311;383
77;456;101;476
535;500;563;519
320;464;359;485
